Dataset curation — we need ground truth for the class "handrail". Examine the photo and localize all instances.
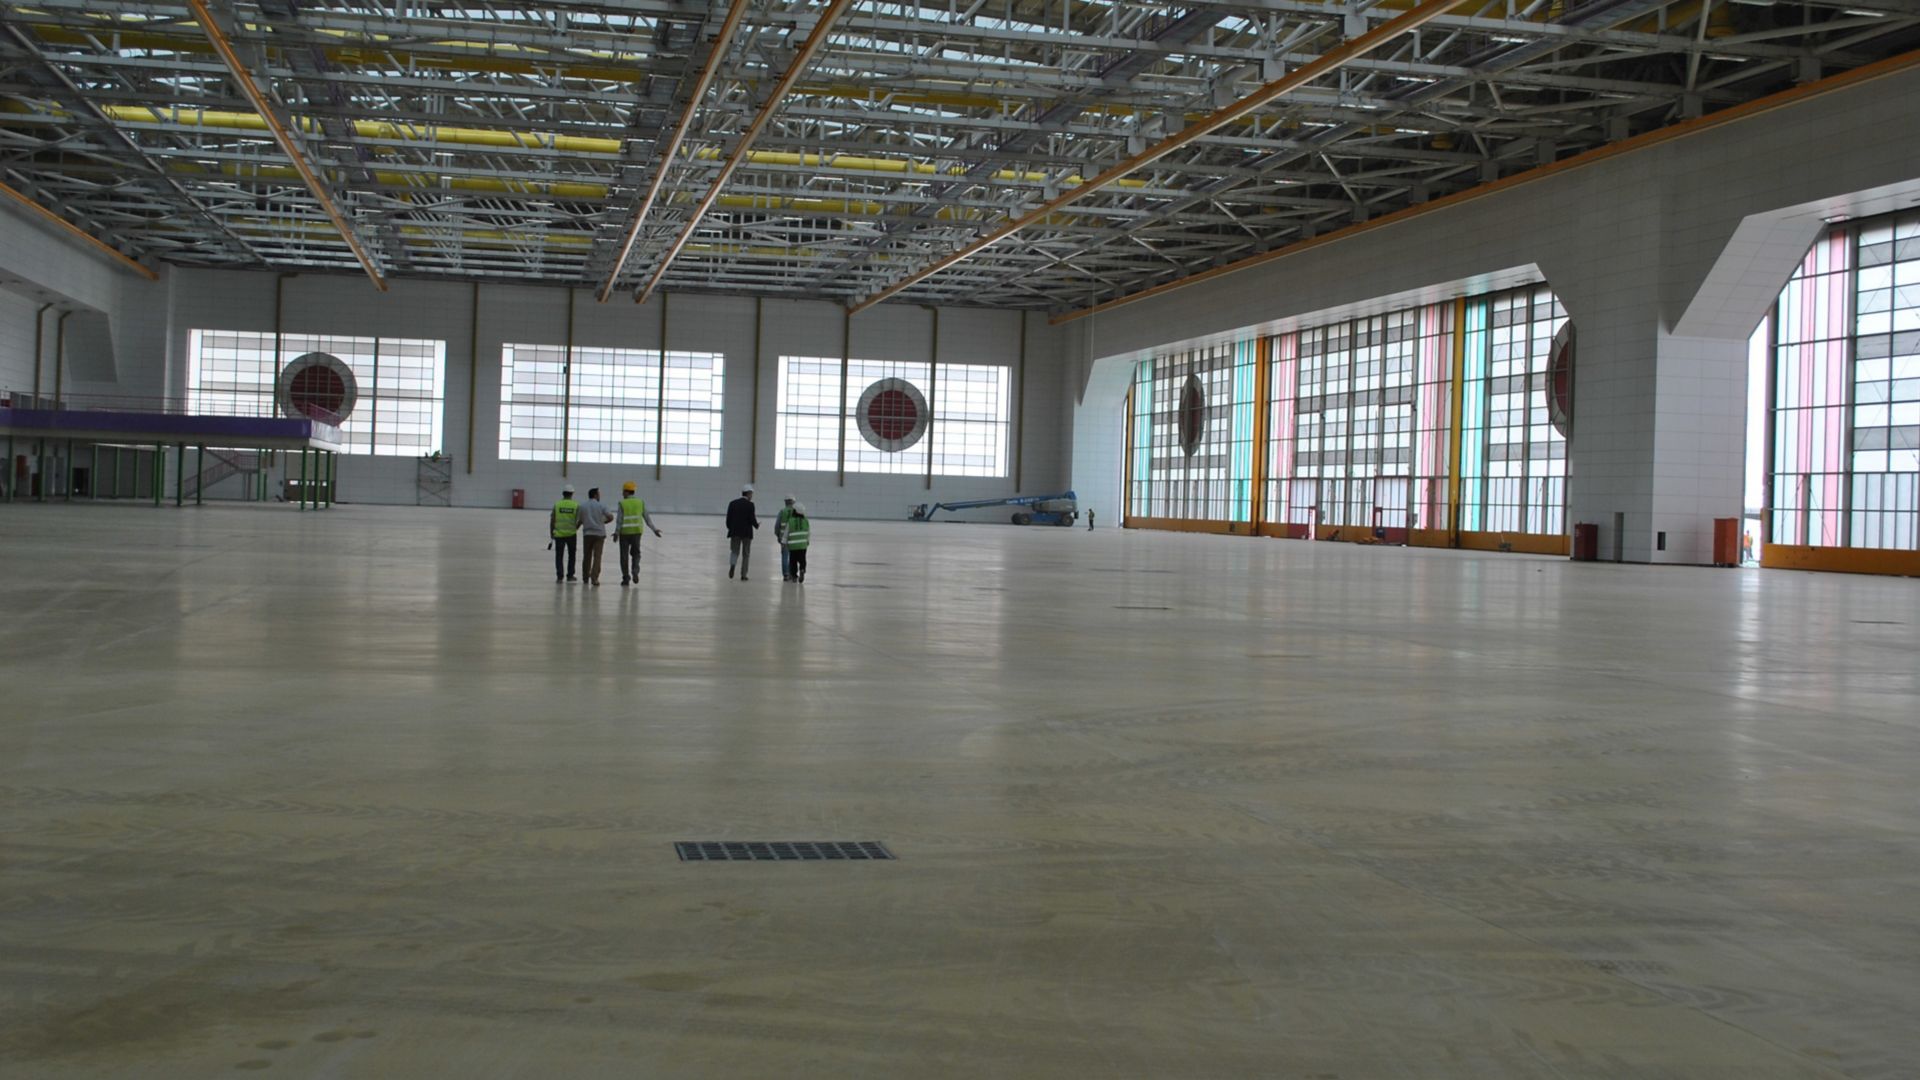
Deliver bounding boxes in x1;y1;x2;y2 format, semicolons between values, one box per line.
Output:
2;388;341;427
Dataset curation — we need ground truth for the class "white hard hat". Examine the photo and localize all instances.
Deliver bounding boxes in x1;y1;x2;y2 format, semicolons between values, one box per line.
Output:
791;502;806;516
742;483;754;493
563;485;575;494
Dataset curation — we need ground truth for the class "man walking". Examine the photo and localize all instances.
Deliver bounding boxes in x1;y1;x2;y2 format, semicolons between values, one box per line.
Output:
617;481;662;586
775;495;797;581
1087;508;1096;531
578;486;615;586
550;484;580;583
726;484;759;581
785;502;811;583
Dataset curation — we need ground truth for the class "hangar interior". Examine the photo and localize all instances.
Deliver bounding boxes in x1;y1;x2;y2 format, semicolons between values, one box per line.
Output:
2;0;1919;1076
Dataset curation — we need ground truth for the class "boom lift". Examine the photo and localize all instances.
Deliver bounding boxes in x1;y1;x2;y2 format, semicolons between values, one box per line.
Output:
908;490;1079;526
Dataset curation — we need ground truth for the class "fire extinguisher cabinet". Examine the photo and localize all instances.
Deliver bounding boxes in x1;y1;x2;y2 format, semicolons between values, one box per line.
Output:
511;488;526;510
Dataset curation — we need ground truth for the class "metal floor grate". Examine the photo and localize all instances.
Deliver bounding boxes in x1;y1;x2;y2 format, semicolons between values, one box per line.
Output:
675;841;895;862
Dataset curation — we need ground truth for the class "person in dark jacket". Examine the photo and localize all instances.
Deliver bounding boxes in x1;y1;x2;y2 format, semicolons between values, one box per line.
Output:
725;485;759;581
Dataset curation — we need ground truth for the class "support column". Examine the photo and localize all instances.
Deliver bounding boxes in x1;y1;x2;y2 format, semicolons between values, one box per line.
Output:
299;447;309;510
195;445;205;506
174;443;184;507
1546;168;1838;564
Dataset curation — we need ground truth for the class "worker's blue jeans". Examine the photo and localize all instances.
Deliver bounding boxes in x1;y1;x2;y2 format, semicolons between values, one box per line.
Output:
553;535;576;579
780;544;792;580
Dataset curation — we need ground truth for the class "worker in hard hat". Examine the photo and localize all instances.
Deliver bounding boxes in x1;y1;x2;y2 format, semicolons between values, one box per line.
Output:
550;484;580;583
775;495;798;580
785;502;811;584
725;484;759;581
616;480;662;586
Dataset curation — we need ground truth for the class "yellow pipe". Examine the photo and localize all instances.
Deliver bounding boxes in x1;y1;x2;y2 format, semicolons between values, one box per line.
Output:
211;218;827;257
94;105;1147;188
178;162;996;219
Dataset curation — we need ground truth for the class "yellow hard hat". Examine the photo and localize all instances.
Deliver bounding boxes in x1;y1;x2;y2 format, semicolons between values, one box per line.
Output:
622;481;636;493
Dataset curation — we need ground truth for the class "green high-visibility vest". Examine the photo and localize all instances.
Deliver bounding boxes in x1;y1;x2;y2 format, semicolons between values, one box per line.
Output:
785;515;810;550
619;497;646;534
552;499;580;538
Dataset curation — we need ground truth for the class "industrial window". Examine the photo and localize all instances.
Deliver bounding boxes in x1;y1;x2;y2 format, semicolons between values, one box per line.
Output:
186;329;446;456
1768;211;1920;551
775;355;1010;476
1259;304;1451;531
1127;340;1256;522
498;344;723;467
1458;286;1567;535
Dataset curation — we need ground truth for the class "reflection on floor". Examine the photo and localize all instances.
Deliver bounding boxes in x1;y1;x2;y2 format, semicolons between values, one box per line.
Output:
2;503;1917;1078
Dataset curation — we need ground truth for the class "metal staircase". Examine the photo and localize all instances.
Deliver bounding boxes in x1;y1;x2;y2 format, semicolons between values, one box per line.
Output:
182;449;262;501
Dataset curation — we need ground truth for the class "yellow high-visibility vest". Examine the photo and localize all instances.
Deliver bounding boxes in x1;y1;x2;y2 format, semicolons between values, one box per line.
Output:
552;499;580;538
619;497;646;535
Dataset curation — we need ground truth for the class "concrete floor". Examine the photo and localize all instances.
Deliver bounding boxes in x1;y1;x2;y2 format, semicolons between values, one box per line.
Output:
1;502;1917;1078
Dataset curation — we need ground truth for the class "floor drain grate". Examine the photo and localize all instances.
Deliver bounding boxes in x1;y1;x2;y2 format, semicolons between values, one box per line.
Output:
1114;605;1171;611
675;841;895;862
834;583;890;589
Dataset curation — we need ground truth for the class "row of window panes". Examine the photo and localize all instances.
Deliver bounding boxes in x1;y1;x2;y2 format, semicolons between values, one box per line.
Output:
498;344;723;467
187;329;446;456
774;356;1011;476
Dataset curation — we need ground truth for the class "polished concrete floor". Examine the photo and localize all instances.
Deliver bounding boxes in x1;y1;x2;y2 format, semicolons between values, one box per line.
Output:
2;502;1918;1078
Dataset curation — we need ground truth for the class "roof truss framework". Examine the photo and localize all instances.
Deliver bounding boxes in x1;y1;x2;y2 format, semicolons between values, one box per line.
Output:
0;0;1915;309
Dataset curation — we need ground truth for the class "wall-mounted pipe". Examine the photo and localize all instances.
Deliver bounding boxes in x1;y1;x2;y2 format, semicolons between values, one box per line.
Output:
466;281;479;474
52;309;72;407
749;296;762;485
561;287;575;479
654;292;668;482
924;305;938;492
30;303;51;401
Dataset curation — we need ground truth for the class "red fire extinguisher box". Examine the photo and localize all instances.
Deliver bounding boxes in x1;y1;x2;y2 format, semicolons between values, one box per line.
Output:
510;488;525;509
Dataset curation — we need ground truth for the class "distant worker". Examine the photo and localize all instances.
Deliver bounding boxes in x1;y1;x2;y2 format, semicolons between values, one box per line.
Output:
1742;529;1755;563
785;502;811;584
1087;508;1096;531
617;481;663;587
726;484;759;581
775;495;797;581
550;484;580;583
578;486;614;587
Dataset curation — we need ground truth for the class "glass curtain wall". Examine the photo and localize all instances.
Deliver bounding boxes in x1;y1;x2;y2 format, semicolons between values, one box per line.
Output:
1131;286;1565;538
1458;285;1568;534
1259;305;1451;530
1769;210;1920;551
1127;341;1256;521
